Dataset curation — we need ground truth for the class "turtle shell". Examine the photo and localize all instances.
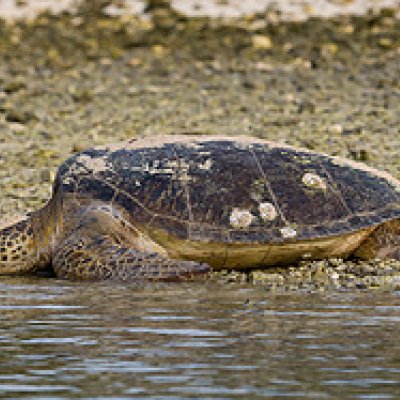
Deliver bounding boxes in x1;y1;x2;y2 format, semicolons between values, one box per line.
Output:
57;135;400;245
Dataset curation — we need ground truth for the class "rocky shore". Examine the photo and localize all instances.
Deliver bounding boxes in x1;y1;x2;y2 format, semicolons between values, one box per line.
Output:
0;1;399;289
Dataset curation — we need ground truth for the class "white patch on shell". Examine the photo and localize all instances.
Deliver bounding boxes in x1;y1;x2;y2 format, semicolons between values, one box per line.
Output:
302;172;327;190
229;208;254;229
233;142;252;151
146;163;174;174
259;202;277;221
76;154;109;174
144;158;193;182
63;155;110;183
280;226;297;238
198;158;213;170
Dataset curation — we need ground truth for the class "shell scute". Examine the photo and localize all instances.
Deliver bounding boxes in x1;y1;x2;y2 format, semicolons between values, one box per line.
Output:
113;191;154;225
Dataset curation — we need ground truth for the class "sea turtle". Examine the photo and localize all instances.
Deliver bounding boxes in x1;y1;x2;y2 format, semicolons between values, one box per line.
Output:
0;135;399;281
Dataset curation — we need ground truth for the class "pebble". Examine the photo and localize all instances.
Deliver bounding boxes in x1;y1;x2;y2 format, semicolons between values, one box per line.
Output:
5;109;36;124
8;122;25;133
3;80;26;93
152;44;167;57
214;258;400;291
251;35;273;50
40;169;55;183
328;123;344;135
378;38;393;48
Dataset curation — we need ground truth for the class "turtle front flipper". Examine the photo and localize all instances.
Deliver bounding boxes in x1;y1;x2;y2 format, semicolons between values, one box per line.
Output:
52;208;211;281
354;219;400;261
0;215;37;274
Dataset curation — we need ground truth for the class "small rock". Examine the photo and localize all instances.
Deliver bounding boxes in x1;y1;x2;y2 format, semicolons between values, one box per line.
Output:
71;16;83;27
3;80;26;94
339;24;354;34
328;123;343;135
378;38;393;48
302;3;315;15
127;86;140;95
355;282;367;290
72;143;87;153
242;80;255;90
152;44;167;57
70;88;93;103
330;271;340;281
126;57;143;67
349;148;370;161
297;100;315;113
8;122;25;133
5;109;37;124
40;169;55;183
251;35;273;50
321;43;338;55
292;58;312;69
284;93;295;102
254;62;273;72
99;58;112;66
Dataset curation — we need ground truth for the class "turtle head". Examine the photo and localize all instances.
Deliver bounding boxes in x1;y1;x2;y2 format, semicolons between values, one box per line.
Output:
0;214;40;274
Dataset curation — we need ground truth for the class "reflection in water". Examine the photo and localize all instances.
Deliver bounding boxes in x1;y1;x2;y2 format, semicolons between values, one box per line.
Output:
0;277;399;398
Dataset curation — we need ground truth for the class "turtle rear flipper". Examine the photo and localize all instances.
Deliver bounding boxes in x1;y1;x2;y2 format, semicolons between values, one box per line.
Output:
354;219;400;260
52;209;210;281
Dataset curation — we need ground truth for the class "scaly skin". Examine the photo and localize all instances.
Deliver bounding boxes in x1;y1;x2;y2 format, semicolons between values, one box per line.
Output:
0;200;211;281
354;219;400;261
0;216;37;274
52;207;210;281
0;197;60;275
0;200;398;280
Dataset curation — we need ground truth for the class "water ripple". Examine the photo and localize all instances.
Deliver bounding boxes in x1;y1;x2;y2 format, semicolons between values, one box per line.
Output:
0;279;399;398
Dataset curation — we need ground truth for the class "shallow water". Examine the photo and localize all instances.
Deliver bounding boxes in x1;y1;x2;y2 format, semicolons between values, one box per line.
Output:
1;277;399;398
